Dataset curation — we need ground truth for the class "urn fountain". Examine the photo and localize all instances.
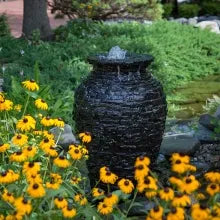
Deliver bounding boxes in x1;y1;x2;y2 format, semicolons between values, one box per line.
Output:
74;47;167;184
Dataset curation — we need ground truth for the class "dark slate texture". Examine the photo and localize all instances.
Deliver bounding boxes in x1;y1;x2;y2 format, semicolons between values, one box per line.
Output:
74;54;167;185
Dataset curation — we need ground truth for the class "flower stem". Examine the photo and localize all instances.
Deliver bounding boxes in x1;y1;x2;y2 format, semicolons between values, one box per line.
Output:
22;94;30;117
125;189;138;217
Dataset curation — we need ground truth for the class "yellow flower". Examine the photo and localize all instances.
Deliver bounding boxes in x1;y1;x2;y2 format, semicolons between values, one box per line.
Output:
0;99;13;111
170;153;190;164
134;164;149;181
14;197;32;215
206;183;220;196
16;115;36;131
23;145;37;158
159;187;174;201
79;132;92;143
74;194;88;205
22;79;39;91
145;190;157;199
148;206;163;219
68;145;83;160
0;143;10;153
43;130;55;140
62;205;76;218
180;175;200;194
196;193;206;200
118;178;134;194
6;212;24;220
0;170;19;184
23;161;40;175
213;204;220;217
12;134;28;146
40;116;54;127
10;151;27;162
191;203;210;220
100;169;118;184
103;193;118;206
27;183;45;198
169;176;182;187
1;189;15;204
171;160;188;174
42;145;58;157
35;98;48;110
135;155;150;167
54;118;65;127
0;214;4;220
205;172;220;184
26;173;42;184
54;197;68;209
92;188;104;197
54;155;70;168
39;137;55;149
70;176;81;185
172;193;191;207
167;207;185;220
97;202;113;215
137;176;157;193
14;104;22;111
46;173;62;189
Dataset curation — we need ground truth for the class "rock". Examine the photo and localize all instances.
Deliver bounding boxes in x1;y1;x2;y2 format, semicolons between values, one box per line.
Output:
197;16;220;22
174;17;188;24
50;124;78;150
195;124;220;143
143;20;153;25
188;18;197;26
160;133;200;156
195;21;220;34
199;114;218;131
214;106;220;119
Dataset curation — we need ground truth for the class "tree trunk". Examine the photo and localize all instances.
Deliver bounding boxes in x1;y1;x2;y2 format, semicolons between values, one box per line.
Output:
22;0;52;39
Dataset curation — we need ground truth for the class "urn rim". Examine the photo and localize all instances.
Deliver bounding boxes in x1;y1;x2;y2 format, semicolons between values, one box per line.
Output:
88;52;154;66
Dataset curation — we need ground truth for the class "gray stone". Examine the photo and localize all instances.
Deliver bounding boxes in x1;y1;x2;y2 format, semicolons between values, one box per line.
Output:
188;18;197;25
197;16;220;22
195;21;220;34
160;133;200;156
199;114;218;131
174;17;188;24
214;106;220;119
50;124;78;150
195;124;220;143
143;20;153;25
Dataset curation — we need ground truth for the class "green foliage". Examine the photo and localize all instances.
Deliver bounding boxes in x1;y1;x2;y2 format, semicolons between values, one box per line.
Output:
0;20;219;124
201;0;220;16
178;3;200;18
162;3;174;18
50;0;163;20
0;14;10;37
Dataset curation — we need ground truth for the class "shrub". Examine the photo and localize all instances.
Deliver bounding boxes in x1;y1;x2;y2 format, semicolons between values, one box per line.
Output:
201;0;220;15
49;0;163;21
163;3;174;18
0;84;220;219
0;14;10;37
178;3;201;18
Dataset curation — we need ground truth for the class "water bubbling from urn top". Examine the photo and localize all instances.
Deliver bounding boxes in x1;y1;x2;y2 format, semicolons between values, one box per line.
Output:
100;46;127;60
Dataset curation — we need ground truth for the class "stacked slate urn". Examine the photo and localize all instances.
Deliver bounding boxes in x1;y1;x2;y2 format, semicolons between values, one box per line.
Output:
74;47;167;185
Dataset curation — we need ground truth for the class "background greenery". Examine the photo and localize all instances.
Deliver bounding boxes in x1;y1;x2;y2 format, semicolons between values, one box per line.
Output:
0;19;219;125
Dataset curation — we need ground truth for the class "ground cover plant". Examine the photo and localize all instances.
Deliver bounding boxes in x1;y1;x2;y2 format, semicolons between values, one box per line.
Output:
0;80;220;219
0;20;219;123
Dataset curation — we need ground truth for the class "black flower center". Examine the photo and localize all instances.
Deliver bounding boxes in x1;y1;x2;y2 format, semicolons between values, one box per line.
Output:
200;203;207;210
211;184;216;189
185;178;192;184
144;177;150;184
98;189;103;193
124;180;129;186
164;187;169;193
27;146;32;151
28;162;34;168
74;149;79;154
33;183;39;189
175;160;181;164
44;138;49;143
41;99;45;103
106;171;111;176
16;151;22;155
154;206;159;212
30;79;35;83
23;118;28;123
7;192;12;196
58;197;63;201
59;155;65;160
17;135;22;139
103;204;107;208
22;198;28;204
139;155;144;161
171;207;177;214
1;171;7;177
137;164;144;170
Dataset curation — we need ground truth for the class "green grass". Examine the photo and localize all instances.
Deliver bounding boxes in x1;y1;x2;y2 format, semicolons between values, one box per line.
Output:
0;20;219;123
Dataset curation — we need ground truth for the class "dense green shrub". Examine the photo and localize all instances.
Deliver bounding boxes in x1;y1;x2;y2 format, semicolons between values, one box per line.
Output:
178;3;200;18
0;21;219;123
163;3;174;18
49;0;163;20
201;0;220;15
0;14;10;37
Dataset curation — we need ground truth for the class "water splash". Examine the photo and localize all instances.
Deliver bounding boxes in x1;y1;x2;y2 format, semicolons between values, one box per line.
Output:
107;46;127;60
